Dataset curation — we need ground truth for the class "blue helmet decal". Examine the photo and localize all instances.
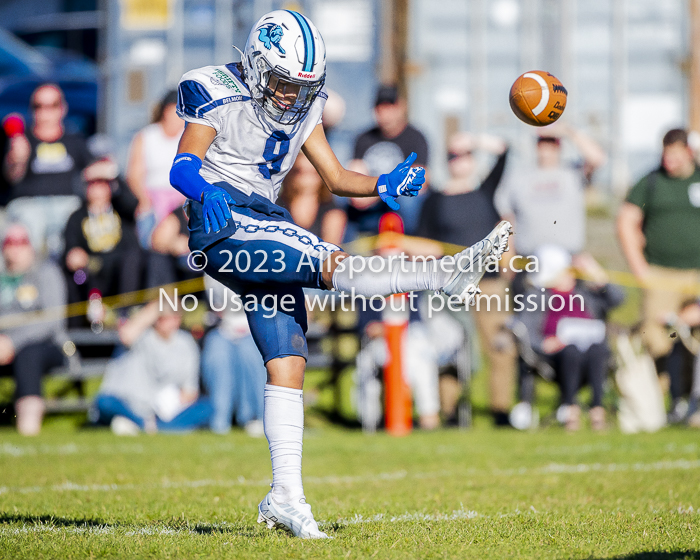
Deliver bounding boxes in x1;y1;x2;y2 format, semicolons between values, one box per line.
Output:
257;24;285;55
286;11;314;72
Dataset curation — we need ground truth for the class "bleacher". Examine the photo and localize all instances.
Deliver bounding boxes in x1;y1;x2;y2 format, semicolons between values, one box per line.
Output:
45;329;120;413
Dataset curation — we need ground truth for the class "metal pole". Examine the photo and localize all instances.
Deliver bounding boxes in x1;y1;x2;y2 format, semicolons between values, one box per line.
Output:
97;0;111;134
560;0;575;125
394;0;409;96
611;0;628;194
215;0;235;65
379;0;395;85
520;0;540;162
166;0;185;86
470;0;487;134
521;0;539;71
378;0;408;94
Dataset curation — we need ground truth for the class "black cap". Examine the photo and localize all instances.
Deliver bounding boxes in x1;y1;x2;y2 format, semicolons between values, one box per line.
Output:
161;90;178;107
375;85;399;107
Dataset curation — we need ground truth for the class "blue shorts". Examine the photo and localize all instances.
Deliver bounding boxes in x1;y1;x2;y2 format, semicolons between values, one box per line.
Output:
187;182;341;363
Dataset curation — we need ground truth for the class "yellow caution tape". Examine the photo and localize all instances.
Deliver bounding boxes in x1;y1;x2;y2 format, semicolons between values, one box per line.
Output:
2;232;700;330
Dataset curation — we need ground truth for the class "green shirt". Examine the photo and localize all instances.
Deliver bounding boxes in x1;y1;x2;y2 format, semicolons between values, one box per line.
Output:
626;166;700;269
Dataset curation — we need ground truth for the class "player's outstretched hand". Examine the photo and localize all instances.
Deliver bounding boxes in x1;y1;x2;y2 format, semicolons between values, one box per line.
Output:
201;184;234;234
377;152;426;210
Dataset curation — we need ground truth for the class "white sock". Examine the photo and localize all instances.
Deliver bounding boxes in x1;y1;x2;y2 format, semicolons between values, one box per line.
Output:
264;384;304;502
331;255;454;297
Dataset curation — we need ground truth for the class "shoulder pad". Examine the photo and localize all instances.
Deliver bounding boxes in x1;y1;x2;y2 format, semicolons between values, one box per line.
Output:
177;65;250;118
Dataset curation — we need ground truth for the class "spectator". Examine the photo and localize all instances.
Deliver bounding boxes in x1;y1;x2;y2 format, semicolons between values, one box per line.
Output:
343;164;392;240
417;131;516;426
350;85;429;235
0;223;67;436
126;90;185;238
201;276;266;436
93;301;211;434
496;123;606;258
278;151;346;246
320;88;346;136
0;114;24;206
673;301;700;426
147;205;201;288
353;217;444;431
63;160;143;327
4;84;94;257
617;128;700;422
356;318;446;431
517;246;624;430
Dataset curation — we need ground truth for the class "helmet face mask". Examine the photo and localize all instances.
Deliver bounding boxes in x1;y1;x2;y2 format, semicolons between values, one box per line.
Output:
261;70;325;125
242;10;326;126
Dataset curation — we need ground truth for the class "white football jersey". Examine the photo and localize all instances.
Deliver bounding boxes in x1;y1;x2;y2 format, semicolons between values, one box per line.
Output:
176;63;327;203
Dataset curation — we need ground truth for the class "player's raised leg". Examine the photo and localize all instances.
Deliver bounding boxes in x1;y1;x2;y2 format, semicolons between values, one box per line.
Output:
327;221;513;306
442;220;513;304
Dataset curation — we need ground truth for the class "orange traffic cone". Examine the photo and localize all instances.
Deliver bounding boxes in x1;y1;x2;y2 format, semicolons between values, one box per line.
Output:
379;212;412;436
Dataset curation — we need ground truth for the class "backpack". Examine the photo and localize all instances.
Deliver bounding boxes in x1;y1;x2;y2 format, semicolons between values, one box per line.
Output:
615;333;667;433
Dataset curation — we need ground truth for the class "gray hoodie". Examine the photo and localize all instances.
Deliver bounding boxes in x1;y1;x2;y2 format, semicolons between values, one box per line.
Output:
0;261;67;352
98;328;200;419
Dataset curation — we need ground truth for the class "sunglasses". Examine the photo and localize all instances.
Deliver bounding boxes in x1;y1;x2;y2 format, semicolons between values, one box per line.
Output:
448;151;473;161
3;237;30;247
32;101;61;111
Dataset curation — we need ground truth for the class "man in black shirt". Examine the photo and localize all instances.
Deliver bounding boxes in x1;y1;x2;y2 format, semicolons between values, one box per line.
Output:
5;84;93;258
418;132;516;426
0;119;11;205
349;85;429;236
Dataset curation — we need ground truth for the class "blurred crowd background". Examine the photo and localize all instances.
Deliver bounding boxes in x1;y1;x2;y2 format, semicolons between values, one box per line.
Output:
1;0;700;438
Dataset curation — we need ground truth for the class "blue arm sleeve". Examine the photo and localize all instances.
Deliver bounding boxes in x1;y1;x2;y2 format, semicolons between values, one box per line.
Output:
169;153;212;201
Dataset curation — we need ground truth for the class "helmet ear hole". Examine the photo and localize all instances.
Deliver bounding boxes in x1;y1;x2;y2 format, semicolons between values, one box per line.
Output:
293;36;306;66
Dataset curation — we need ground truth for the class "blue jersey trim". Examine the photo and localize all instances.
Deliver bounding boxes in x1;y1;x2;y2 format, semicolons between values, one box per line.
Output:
178;80;213;118
286;10;314;72
224;63;251;92
196;95;251;117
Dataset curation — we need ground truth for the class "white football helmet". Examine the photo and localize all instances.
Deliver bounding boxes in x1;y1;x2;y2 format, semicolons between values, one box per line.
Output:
242;10;326;125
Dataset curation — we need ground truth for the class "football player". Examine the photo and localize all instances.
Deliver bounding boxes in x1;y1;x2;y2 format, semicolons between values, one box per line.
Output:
170;9;512;538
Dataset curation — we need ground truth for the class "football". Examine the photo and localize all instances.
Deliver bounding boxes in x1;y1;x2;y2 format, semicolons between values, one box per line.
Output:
509;70;567;126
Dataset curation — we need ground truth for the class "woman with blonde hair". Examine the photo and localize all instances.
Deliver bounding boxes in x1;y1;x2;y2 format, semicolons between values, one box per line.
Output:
126;91;185;244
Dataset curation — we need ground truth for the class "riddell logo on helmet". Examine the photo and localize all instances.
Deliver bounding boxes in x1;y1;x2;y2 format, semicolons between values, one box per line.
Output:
297;72;316;79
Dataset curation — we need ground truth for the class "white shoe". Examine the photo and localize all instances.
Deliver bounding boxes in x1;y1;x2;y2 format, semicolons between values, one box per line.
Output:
257;491;330;539
110;415;140;436
509;401;539;430
443;220;513;305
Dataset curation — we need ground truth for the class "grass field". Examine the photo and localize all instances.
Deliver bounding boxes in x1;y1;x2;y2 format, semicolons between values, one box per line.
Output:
0;263;695;559
1;422;700;559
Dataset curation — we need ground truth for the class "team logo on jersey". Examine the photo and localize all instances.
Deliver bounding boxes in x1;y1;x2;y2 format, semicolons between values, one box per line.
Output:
211;69;241;92
257;24;285;55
